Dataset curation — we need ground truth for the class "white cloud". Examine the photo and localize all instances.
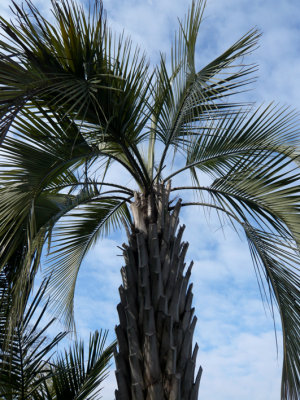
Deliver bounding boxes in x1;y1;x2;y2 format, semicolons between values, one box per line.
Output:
198;331;282;400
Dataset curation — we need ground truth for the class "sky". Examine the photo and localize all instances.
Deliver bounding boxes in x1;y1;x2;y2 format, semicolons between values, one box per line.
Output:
1;0;300;399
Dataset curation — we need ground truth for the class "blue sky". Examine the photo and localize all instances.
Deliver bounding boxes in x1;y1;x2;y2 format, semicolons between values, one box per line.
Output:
1;0;300;399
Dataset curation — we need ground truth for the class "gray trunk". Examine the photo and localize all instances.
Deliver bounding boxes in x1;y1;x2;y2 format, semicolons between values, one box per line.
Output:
114;183;202;400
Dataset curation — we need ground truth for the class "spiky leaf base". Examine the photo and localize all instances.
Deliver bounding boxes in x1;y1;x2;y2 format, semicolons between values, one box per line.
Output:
114;184;202;400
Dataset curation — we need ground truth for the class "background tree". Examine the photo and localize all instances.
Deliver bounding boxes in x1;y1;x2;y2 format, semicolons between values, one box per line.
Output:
40;330;115;400
0;272;115;399
0;274;65;399
0;0;299;399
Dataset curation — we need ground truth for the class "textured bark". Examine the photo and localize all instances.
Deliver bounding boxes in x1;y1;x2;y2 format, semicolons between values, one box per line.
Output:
114;183;202;400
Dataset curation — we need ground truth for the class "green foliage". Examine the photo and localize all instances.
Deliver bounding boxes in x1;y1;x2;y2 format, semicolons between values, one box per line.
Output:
41;331;115;400
0;275;67;399
0;273;114;399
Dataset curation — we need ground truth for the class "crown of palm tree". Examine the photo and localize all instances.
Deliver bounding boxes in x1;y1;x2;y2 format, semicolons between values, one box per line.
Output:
0;0;299;398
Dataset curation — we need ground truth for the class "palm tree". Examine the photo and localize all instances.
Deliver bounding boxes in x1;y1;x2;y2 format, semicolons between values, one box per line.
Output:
0;273;66;399
0;0;299;398
41;330;115;400
0;271;115;399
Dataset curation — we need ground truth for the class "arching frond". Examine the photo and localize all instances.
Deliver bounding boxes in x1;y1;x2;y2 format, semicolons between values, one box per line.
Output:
243;226;300;400
0;0;152;188
172;147;300;397
0;97;136;326
0;110;89;319
209;151;300;242
40;330;115;400
177;197;300;399
182;104;300;180
46;198;131;328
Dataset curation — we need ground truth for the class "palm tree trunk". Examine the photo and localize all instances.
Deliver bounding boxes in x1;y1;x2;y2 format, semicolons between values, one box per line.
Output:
114;183;202;400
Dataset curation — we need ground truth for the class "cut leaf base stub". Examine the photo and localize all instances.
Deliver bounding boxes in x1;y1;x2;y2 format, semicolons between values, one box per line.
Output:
115;184;202;400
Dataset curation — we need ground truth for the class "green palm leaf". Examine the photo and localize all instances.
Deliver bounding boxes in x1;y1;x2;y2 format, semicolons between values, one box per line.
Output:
180;103;300;180
0;0;114;142
153;1;260;178
0;99;134;322
41;330;115;400
244;226;300;400
46;198;131;327
173;148;300;397
0;275;67;399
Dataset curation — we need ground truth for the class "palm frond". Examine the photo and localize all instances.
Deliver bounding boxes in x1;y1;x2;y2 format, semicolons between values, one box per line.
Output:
0;99;135;325
173;149;300;246
164;103;300;184
154;0;260;178
176;196;300;399
0;0;113;141
172;147;300;397
46;198;131;328
0;275;67;399
0;180;111;328
209;151;300;243
42;330;115;400
1;273;114;400
88;29;154;189
243;226;300;400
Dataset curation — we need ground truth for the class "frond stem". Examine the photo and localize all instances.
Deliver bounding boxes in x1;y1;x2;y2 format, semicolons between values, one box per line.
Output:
131;143;152;190
164;149;261;182
244;225;288;395
44;182;134;195
177;201;242;224
31;150;140;199
119;142;150;190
